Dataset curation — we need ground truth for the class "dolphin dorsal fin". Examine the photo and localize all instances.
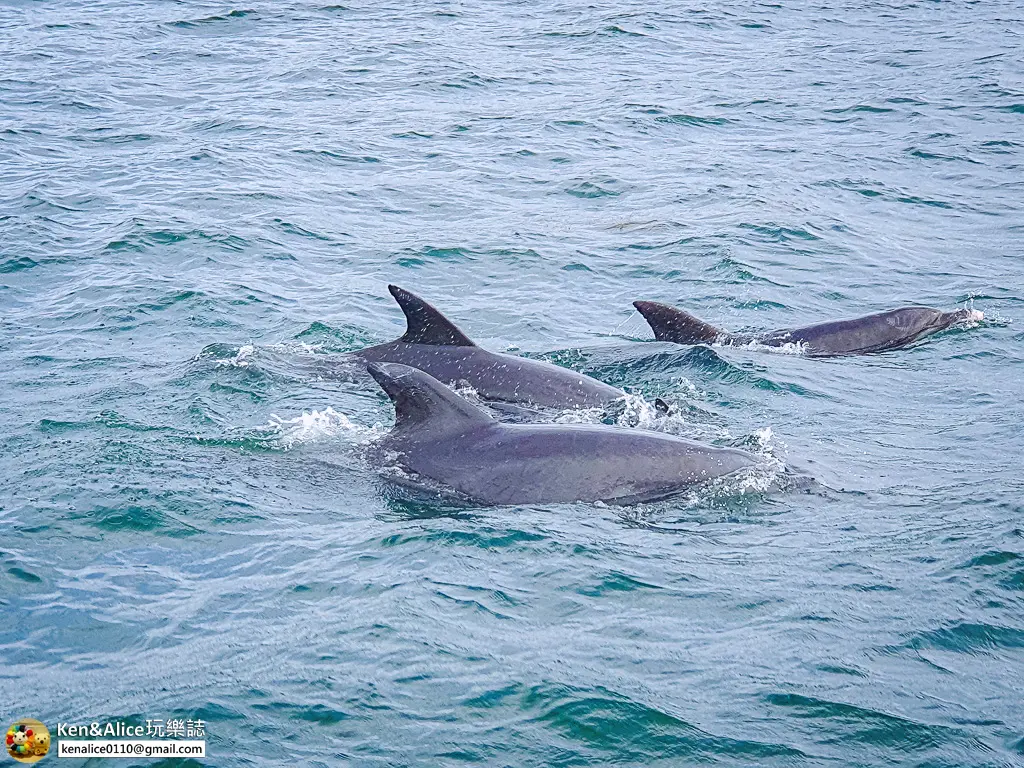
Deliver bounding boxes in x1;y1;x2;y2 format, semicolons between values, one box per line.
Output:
388;285;476;347
366;362;492;435
633;301;724;344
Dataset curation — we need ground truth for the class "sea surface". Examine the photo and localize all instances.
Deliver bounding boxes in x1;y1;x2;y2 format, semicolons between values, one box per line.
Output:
1;0;1022;765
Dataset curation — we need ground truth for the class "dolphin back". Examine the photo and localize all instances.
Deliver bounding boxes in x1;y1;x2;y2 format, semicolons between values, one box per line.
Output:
354;286;623;409
781;306;969;356
632;300;982;357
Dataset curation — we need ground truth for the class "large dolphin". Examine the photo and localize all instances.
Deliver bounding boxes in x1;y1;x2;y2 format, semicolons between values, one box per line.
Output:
365;362;757;505
353;285;623;409
632;301;983;357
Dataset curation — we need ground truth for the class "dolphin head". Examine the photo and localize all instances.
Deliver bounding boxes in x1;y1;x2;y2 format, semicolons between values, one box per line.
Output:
888;306;984;334
366;362;492;435
886;307;946;331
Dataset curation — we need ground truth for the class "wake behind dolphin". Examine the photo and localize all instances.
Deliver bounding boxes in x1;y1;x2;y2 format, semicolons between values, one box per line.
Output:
365;362;758;506
353;285;624;409
633;301;983;357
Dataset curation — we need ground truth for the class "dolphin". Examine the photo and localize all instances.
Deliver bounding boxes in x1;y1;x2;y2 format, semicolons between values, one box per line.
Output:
632;301;983;357
353;285;624;409
365;362;758;505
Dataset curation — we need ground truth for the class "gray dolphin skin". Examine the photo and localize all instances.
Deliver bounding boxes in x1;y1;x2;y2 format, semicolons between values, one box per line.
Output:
366;362;757;505
353;285;624;408
633;301;984;357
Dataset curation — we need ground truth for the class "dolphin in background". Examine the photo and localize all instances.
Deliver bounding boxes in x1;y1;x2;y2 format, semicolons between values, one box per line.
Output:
365;362;758;506
353;285;624;409
632;301;983;357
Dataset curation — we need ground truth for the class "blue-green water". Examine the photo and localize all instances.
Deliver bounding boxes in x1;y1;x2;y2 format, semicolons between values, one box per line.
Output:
2;1;1022;765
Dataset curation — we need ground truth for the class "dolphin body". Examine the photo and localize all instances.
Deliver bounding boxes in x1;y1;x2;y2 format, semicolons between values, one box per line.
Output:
353;285;624;409
632;302;983;357
366;362;757;505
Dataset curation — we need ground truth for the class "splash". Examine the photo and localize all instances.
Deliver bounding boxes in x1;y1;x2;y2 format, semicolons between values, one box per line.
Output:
645;424;788;508
451;381;485;404
751;426;775;448
205;343;256;368
960;298;985;325
610;392;661;428
734;426;787;490
266;340;327;355
261;407;381;450
551;405;606;424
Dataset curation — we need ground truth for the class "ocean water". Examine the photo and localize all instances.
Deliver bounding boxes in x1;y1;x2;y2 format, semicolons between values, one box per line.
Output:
1;0;1022;765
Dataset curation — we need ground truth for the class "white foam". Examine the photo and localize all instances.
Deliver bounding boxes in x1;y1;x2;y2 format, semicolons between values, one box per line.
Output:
727;339;808;355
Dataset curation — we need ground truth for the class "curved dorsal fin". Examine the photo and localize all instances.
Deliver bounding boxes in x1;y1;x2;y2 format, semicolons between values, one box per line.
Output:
389;285;475;347
366;362;492;435
633;301;723;344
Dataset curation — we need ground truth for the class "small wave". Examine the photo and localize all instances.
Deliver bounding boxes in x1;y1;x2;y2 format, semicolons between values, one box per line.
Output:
272;218;334;241
168;9;257;29
564;180;623;198
961;550;1021;568
295;321;379;353
825;103;895;114
670;346;823;396
292;150;381;166
104;227;249;254
0;256;38;274
655;113;731;127
906;621;1024;655
737;222;821;242
395;245;473;268
763;693;976;751
526;683;802;760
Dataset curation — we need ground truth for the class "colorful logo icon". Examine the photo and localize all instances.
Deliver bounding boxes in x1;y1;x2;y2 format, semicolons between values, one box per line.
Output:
5;720;49;763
